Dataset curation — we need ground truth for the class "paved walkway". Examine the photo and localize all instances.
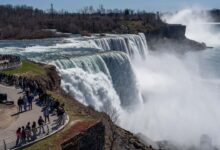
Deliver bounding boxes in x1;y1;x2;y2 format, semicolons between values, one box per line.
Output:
0;84;59;150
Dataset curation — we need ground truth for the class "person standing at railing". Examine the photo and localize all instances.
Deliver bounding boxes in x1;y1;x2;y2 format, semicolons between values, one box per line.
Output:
25;122;32;142
15;127;21;147
43;106;50;123
32;121;37;140
57;104;65;126
38;116;45;134
21;126;26;145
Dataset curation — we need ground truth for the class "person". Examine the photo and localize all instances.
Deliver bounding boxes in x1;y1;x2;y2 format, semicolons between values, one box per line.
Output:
23;95;28;111
17;97;23;112
32;121;37;140
51;100;59;115
54;100;60;110
21;126;26;144
43;106;50;123
15;127;21;146
57;104;65;126
28;94;33;110
25;122;31;142
38;116;45;134
25;86;30;96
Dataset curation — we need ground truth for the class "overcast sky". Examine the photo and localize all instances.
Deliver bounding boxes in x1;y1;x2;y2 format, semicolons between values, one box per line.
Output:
0;0;219;12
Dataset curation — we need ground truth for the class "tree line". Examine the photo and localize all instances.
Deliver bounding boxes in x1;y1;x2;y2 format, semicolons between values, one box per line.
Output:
0;5;165;39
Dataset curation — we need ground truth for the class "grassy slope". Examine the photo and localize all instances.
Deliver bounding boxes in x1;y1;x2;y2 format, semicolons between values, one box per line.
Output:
0;60;45;75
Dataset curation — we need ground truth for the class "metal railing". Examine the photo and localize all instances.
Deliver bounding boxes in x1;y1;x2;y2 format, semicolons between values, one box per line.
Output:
0;123;49;150
0;113;68;150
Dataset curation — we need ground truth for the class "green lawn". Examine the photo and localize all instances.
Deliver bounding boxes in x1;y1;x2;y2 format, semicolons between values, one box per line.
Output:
0;60;45;75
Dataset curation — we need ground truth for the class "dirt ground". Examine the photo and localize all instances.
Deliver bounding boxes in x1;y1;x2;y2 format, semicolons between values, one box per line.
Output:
0;104;18;129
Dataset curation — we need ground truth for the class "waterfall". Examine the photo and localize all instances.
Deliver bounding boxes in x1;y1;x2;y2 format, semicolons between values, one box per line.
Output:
53;51;142;110
92;33;149;58
60;67;122;112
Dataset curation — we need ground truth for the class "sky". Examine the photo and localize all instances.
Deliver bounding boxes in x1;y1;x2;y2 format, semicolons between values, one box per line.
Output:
0;0;219;12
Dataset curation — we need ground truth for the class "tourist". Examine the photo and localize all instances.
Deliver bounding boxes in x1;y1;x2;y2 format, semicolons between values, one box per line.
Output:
25;122;32;142
23;95;28;111
32;121;37;140
21;126;26;144
33;81;38;96
15;127;21;146
49;100;56;114
17;97;23;112
38;116;45;134
28;94;33;110
43;106;50;123
25;86;30;96
57;104;65;126
54;100;60;111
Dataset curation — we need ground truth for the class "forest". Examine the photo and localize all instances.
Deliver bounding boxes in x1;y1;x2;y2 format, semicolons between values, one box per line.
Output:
0;5;165;39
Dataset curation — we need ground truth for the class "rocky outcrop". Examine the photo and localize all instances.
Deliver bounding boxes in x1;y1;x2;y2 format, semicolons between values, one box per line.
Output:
146;24;186;39
146;24;207;53
147;36;206;54
61;121;105;150
43;65;61;90
23;63;61;91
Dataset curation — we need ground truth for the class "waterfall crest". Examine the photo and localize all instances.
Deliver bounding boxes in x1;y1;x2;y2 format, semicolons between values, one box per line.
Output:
92;33;148;58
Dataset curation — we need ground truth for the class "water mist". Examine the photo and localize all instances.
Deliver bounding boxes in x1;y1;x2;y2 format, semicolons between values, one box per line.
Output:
120;8;220;149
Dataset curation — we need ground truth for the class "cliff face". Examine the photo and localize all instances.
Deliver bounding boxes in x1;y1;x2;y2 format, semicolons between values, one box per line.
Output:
146;24;186;39
61;121;105;150
22;63;61;91
146;24;207;53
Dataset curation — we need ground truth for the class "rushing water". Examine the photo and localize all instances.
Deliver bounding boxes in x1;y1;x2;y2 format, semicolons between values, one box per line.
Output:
0;10;220;149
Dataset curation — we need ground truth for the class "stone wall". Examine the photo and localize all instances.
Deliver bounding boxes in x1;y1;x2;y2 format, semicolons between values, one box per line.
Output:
61;121;105;150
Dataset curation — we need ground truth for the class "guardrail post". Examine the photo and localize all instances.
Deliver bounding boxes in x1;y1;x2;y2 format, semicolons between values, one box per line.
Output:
3;139;6;150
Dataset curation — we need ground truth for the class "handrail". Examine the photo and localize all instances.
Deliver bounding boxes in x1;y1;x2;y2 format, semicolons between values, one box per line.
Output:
0;114;69;150
0;123;49;150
